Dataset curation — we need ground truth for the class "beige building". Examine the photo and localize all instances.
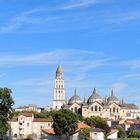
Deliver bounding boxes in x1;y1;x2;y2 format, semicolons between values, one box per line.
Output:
54;65;140;120
10;112;53;139
63;88;139;120
15;104;44;113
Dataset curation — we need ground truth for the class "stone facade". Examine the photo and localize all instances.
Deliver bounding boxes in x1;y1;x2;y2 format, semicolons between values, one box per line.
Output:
53;65;140;120
10;113;53;139
64;88;140;120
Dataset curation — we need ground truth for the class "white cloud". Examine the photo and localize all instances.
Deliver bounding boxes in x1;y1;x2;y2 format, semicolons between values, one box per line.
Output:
0;73;6;78
0;8;49;33
1;1;140;33
124;73;140;78
112;83;128;93
120;58;140;69
64;0;96;9
0;49;105;66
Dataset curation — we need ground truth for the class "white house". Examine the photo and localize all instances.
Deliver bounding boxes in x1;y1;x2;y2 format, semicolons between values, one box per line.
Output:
107;129;118;140
90;128;105;140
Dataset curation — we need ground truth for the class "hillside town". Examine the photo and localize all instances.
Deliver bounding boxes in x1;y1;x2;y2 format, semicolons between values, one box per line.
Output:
1;0;140;140
8;65;140;140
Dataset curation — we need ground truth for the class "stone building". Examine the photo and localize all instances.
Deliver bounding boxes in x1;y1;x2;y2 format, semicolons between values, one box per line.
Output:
10;113;53;139
53;65;140;120
15;104;44;113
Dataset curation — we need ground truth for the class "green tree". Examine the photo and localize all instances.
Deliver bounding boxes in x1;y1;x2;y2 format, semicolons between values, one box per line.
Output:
84;116;110;133
34;111;50;118
0;87;14;137
77;114;84;122
128;130;140;138
52;109;78;138
79;128;90;140
116;125;126;138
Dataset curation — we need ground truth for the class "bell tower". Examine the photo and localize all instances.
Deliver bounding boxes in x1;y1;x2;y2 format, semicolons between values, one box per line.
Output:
53;65;66;110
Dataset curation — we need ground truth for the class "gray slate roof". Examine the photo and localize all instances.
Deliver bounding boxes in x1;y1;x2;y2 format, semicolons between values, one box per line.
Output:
56;65;63;74
69;89;82;104
125;104;139;109
107;90;119;102
87;88;102;104
91;128;105;132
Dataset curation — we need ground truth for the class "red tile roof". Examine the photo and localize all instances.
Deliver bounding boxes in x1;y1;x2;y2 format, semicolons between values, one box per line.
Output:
77;122;91;129
42;128;55;135
42;122;91;135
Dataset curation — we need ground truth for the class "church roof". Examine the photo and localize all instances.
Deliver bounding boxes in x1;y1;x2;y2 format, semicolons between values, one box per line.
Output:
107;90;119;102
125;104;139;109
69;89;82;104
87;88;102;104
56;65;63;74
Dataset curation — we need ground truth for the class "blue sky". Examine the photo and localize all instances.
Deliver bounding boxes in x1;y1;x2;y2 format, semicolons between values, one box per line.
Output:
0;0;140;107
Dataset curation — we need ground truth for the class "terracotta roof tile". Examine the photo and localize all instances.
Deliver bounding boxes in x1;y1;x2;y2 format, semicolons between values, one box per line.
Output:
42;128;55;135
42;122;90;135
77;122;91;129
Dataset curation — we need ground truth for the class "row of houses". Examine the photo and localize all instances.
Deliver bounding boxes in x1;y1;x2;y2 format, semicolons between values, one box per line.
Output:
10;112;119;140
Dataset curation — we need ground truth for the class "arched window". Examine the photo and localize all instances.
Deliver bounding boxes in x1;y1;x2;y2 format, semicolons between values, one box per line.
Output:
71;108;73;112
117;108;119;113
118;115;120;119
110;108;111;112
99;107;101;112
91;106;93;111
75;107;77;113
95;105;97;112
14;134;17;138
113;107;115;113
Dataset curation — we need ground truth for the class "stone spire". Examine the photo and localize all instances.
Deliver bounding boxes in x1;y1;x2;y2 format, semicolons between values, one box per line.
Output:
56;65;63;73
56;65;63;78
111;89;114;96
83;97;86;103
121;98;125;106
74;88;77;96
93;88;96;95
104;96;107;104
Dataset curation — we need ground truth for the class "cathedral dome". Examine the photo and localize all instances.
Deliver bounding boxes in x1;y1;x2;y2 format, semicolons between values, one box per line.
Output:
87;88;102;104
107;90;119;103
56;65;63;74
69;89;82;105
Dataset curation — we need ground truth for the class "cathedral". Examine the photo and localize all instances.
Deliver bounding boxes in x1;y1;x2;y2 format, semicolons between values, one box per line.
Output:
53;65;140;120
